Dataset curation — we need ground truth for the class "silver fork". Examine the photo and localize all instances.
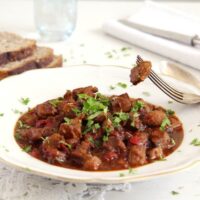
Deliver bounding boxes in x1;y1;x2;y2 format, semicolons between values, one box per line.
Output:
136;56;200;104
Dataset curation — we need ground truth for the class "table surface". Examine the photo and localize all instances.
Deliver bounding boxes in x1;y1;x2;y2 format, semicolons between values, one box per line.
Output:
0;1;200;200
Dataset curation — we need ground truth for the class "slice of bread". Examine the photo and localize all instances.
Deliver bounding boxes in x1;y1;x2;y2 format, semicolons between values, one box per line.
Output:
46;55;63;68
0;47;54;79
0;32;36;65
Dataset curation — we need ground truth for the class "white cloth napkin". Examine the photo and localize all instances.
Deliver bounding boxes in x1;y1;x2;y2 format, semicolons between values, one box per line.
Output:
103;1;200;71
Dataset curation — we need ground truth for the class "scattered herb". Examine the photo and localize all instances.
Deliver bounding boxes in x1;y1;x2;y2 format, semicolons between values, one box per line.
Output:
168;100;173;104
15;132;22;140
105;51;113;58
166;109;175;116
128;167;136;174
12;109;23;114
198;124;200;127
63;58;67;62
142;91;151;97
19;97;30;105
131;101;144;113
121;47;130;51
171;138;176;145
64;117;71;125
160;117;171;131
119;173;125;177
59;141;72;150
49;99;61;107
80;43;85;47
88;137;95;144
22;145;32;152
171;191;179;195
82;60;87;64
18;120;31;129
0;113;4;117
72;108;81;115
109;85;115;90
112;112;129;127
117;82;127;89
190;138;200;146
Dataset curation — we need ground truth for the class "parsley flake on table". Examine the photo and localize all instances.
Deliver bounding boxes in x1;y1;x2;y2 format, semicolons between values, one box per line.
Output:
0;113;4;117
142;91;151;97
119;173;125;177
190;138;200;146
171;191;179;195
109;85;115;90
12;109;23;114
117;82;127;88
19;97;30;105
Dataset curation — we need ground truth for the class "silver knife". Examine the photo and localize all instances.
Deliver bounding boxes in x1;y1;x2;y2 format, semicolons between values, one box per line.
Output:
119;19;200;47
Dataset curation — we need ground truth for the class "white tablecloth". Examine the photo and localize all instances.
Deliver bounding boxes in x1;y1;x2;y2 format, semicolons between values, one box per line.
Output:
0;1;200;200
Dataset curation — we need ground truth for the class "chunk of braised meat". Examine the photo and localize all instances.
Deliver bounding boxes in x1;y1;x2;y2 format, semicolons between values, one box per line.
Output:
63;90;76;103
130;60;152;85
168;116;182;130
70;141;91;166
147;146;163;160
72;86;98;99
83;155;102;170
36;102;57;118
19;127;55;142
129;131;148;146
36;115;64;129
128;145;147;166
57;101;77;118
103;151;118;162
150;129;171;149
103;135;127;153
142;110;166;126
20;110;38;126
111;93;132;112
59;117;82;140
41;133;69;163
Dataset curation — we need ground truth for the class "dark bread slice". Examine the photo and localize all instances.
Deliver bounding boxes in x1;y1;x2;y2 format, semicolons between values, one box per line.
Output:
0;32;36;65
0;47;53;80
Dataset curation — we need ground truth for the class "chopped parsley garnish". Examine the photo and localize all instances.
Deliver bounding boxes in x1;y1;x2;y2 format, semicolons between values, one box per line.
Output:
64;117;71;125
19;97;30;105
171;138;176;145
117;82;127;89
15;132;22;140
105;51;113;59
88;137;95;144
72;108;81;115
171;191;179;195
190;138;200;146
22;145;32;153
87;111;102;120
59;141;72;150
166;109;175;116
112;112;129;127
12;109;23;114
131;101;144;113
49;99;61;107
0;113;4;117
18;120;31;129
160;117;171;131
142;91;151;97
83;120;100;134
